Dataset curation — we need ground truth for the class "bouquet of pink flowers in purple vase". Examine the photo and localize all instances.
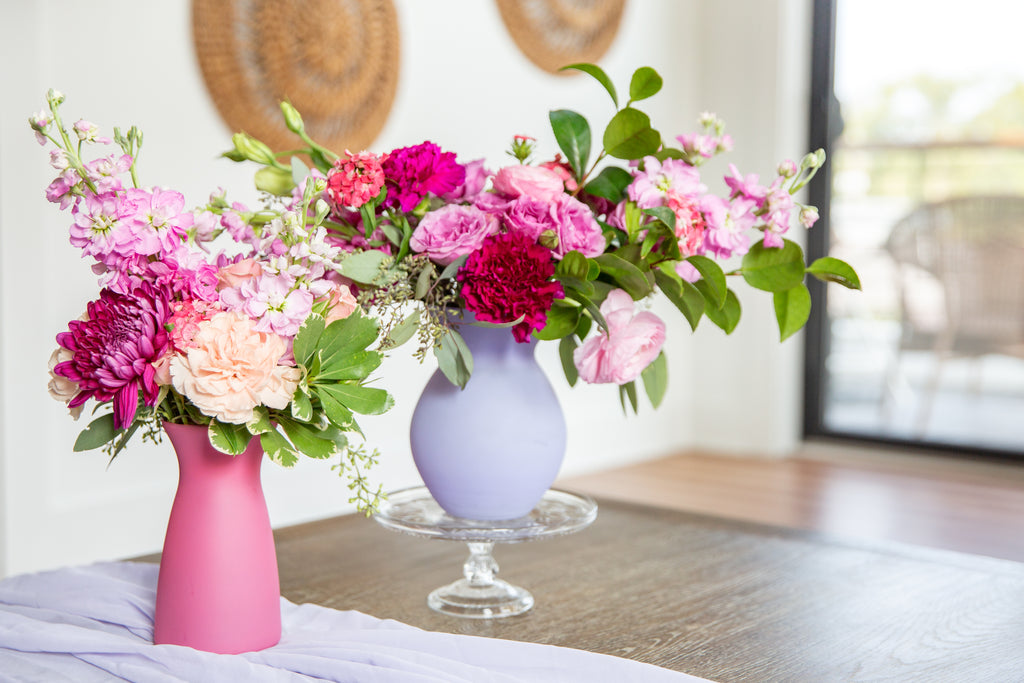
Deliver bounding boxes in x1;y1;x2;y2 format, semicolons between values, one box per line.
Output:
32;89;393;511
225;63;860;410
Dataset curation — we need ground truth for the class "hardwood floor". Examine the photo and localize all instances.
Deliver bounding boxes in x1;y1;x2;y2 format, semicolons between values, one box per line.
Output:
560;441;1024;563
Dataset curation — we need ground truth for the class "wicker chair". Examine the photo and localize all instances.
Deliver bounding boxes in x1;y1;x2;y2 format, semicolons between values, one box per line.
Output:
884;195;1024;432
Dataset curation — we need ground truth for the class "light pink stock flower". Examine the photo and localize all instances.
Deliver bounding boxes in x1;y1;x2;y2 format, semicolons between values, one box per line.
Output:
573;289;666;385
492;165;565;201
409;204;498;265
169;311;301;424
219;274;314;338
628;156;704;209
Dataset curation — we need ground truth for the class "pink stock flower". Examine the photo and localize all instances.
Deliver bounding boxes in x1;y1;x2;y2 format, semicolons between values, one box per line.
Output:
700;194;755;260
45;168;81;209
628;156;704;209
83;154;132;193
69;191;143;266
123;187;193;256
326;150;387;210
458;231;563;343
761;182;794;248
492;164;564;201
676;133;717;159
549;194;606;258
53;285;170;429
73;119;111;144
799;206;819;228
220;202;256;246
382;141;465;212
409;204;498;265
219;274;314;338
169;311;301;424
573;289;666;385
724;164;768;204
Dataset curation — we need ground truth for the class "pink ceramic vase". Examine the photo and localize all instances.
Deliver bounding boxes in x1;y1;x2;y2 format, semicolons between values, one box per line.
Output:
153;422;281;653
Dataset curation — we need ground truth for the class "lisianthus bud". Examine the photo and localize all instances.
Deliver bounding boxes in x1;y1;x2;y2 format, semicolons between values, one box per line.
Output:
538;228;560;251
280;101;305;134
777;159;798;178
232;132;277;165
799;206;819;228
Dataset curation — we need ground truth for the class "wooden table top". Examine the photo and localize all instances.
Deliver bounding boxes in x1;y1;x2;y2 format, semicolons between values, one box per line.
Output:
270;497;1024;682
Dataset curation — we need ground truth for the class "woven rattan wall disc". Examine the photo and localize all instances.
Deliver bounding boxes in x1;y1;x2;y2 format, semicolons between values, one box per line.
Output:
495;0;626;74
192;0;399;154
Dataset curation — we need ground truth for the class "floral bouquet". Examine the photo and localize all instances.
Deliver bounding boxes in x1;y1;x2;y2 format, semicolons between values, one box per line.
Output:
33;89;393;511
223;64;860;409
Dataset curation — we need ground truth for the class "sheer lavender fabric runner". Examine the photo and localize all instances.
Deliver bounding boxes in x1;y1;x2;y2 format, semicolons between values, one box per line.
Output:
0;562;711;682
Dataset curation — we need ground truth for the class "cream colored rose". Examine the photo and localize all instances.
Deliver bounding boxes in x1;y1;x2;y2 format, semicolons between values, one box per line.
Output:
48;347;83;420
170;311;301;424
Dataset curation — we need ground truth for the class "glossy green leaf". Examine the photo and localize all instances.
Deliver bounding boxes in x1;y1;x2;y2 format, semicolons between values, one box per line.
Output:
603;108;661;160
560;276;596;298
549;109;591;180
561;62;618;107
246;406;274;435
652;148;687;162
315;350;382;381
741;239;806;292
534;302;580;340
687;255;727;309
318;314;380;375
339;250;390;285
564;287;608;332
292;314;326;367
807;257;862;290
619;381;639;414
595;253;653;299
557;250;591;280
640;351;668;409
261;429;299;467
774;283;812;341
73;413;118;452
655;267;704;330
290;387;313;422
315;387;356;431
643;206;675;232
583;166;633;202
277;418;339;459
559;336;579;387
704;289;742;334
208;420;251;455
629;66;663;101
317;382;394;416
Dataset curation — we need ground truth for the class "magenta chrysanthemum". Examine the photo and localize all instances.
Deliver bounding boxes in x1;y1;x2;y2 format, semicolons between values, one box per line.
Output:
457;232;563;343
53;285;171;429
381;141;465;212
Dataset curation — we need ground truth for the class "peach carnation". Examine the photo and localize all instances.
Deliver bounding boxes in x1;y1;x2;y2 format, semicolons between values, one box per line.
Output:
169;311;300;424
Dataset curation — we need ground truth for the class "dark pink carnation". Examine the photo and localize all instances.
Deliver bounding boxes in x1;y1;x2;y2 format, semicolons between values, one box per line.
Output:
457;232;563;343
53;284;171;429
326;150;387;210
382;141;465;212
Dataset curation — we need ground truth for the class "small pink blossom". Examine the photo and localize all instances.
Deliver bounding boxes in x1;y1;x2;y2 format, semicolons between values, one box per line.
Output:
492;165;564;201
676;133;717;159
628;156;704;209
573;289;666;385
724;164;768;204
219;274;313;338
409;204;498;265
45;168;81;209
666;191;705;257
700;194;755;260
799;206;819;228
326;150;387;209
73;120;111;144
777;159;798;178
83;154;132;193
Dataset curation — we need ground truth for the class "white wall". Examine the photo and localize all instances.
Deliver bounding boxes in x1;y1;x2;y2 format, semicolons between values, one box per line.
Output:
0;0;813;576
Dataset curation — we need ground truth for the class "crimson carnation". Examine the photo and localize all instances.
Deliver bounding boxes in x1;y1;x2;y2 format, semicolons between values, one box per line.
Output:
382;141;465;212
458;232;563;343
53;284;171;429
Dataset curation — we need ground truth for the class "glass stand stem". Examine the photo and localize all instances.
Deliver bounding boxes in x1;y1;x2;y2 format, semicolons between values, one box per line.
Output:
426;542;534;619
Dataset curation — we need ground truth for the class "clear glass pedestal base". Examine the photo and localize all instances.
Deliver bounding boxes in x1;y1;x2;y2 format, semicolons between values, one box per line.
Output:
374;487;597;619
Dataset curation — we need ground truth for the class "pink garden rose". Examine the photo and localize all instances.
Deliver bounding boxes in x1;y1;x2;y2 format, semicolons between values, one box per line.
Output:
549;194;606;258
169;311;301;424
409;204;498;265
573;289;666;385
216;257;263;290
323;284;359;324
492;165;564;201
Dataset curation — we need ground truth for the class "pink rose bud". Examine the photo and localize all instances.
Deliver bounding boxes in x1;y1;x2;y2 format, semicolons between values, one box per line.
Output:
799;206;820;228
777;159;798;178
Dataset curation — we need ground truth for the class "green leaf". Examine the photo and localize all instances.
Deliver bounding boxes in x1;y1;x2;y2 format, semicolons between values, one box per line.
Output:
277;418;340;459
624;201;644;243
619;381;639;414
774;283;812;341
315;387;356;431
595;253;653;299
640;351;668;409
629;66;663;101
208;420;251;455
434;328;473;389
643;206;675;232
575;312;592;339
380;223;403;247
549;109;591;180
534;302;580;340
315;350;383;381
292;315;326;367
73;413;118;452
741;239;806;292
561;62;618;107
290;386;313;421
386;311;420;347
439;254;469;280
317;382;394;416
603;108;661;160
655;267;704;330
415;261;435;299
556;250;591;280
687;255;727;309
807;257;862;290
246;406;273;435
583;166;633;203
559;336;579;387
290;156;310;186
254;166;296;196
653;148;687;162
340;250;390;285
564;287;607;331
560;276;595;298
261;429;299;467
705;289;742;334
318;314;380;375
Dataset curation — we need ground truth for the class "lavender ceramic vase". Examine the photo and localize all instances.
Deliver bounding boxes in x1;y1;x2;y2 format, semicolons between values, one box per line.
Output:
154;422;281;653
410;318;567;520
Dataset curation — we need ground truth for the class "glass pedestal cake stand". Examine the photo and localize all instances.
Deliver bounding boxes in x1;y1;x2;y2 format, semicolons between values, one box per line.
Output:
374;486;597;619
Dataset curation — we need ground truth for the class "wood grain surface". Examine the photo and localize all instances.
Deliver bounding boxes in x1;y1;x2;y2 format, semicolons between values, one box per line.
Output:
264;499;1024;682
